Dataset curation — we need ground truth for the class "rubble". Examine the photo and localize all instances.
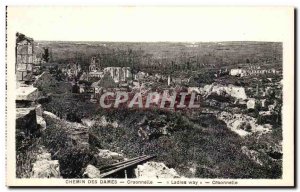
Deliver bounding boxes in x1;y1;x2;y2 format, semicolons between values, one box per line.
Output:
217;111;272;137
200;84;247;100
31;151;60;178
31;160;60;178
135;161;180;179
83;165;101;178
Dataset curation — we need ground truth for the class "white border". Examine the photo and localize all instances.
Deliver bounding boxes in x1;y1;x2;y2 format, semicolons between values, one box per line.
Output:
1;1;297;191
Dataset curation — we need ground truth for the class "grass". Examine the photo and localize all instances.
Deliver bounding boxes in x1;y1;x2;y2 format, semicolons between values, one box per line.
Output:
88;108;282;178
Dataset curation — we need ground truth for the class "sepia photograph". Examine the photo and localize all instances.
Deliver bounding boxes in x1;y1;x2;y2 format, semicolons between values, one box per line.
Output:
5;6;294;187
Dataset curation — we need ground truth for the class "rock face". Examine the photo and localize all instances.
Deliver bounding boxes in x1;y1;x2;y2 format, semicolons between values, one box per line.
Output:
43;111;89;149
200;84;247;100
31;152;60;178
83;165;101;178
16;107;38;137
135;161;180;179
217;111;272;137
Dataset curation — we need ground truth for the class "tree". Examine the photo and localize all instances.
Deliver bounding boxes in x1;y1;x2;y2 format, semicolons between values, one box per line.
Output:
42;48;50;62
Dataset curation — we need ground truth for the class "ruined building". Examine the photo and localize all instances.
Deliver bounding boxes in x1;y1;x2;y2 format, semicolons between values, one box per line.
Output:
89;57;103;78
104;67;132;83
87;56;132;82
16;33;34;83
89;56;101;72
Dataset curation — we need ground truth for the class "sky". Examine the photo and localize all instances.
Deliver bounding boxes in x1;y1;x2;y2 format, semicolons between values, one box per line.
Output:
7;6;293;42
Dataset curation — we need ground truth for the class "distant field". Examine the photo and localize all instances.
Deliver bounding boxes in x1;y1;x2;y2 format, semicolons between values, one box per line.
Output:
36;41;282;71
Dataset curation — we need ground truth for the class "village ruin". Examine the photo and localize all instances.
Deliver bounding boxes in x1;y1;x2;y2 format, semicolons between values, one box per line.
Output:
14;32;283;180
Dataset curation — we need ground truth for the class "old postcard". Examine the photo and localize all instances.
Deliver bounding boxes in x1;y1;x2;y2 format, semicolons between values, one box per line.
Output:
6;6;294;187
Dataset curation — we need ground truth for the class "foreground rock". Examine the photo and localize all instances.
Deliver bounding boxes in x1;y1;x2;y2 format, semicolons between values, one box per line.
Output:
83;165;101;178
31;151;60;178
135;161;180;179
16;86;39;102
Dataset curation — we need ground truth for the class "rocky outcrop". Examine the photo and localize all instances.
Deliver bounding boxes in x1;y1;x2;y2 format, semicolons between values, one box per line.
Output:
135;161;180;179
31;151;61;178
83;165;101;178
217;111;272;137
200;84;247;100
